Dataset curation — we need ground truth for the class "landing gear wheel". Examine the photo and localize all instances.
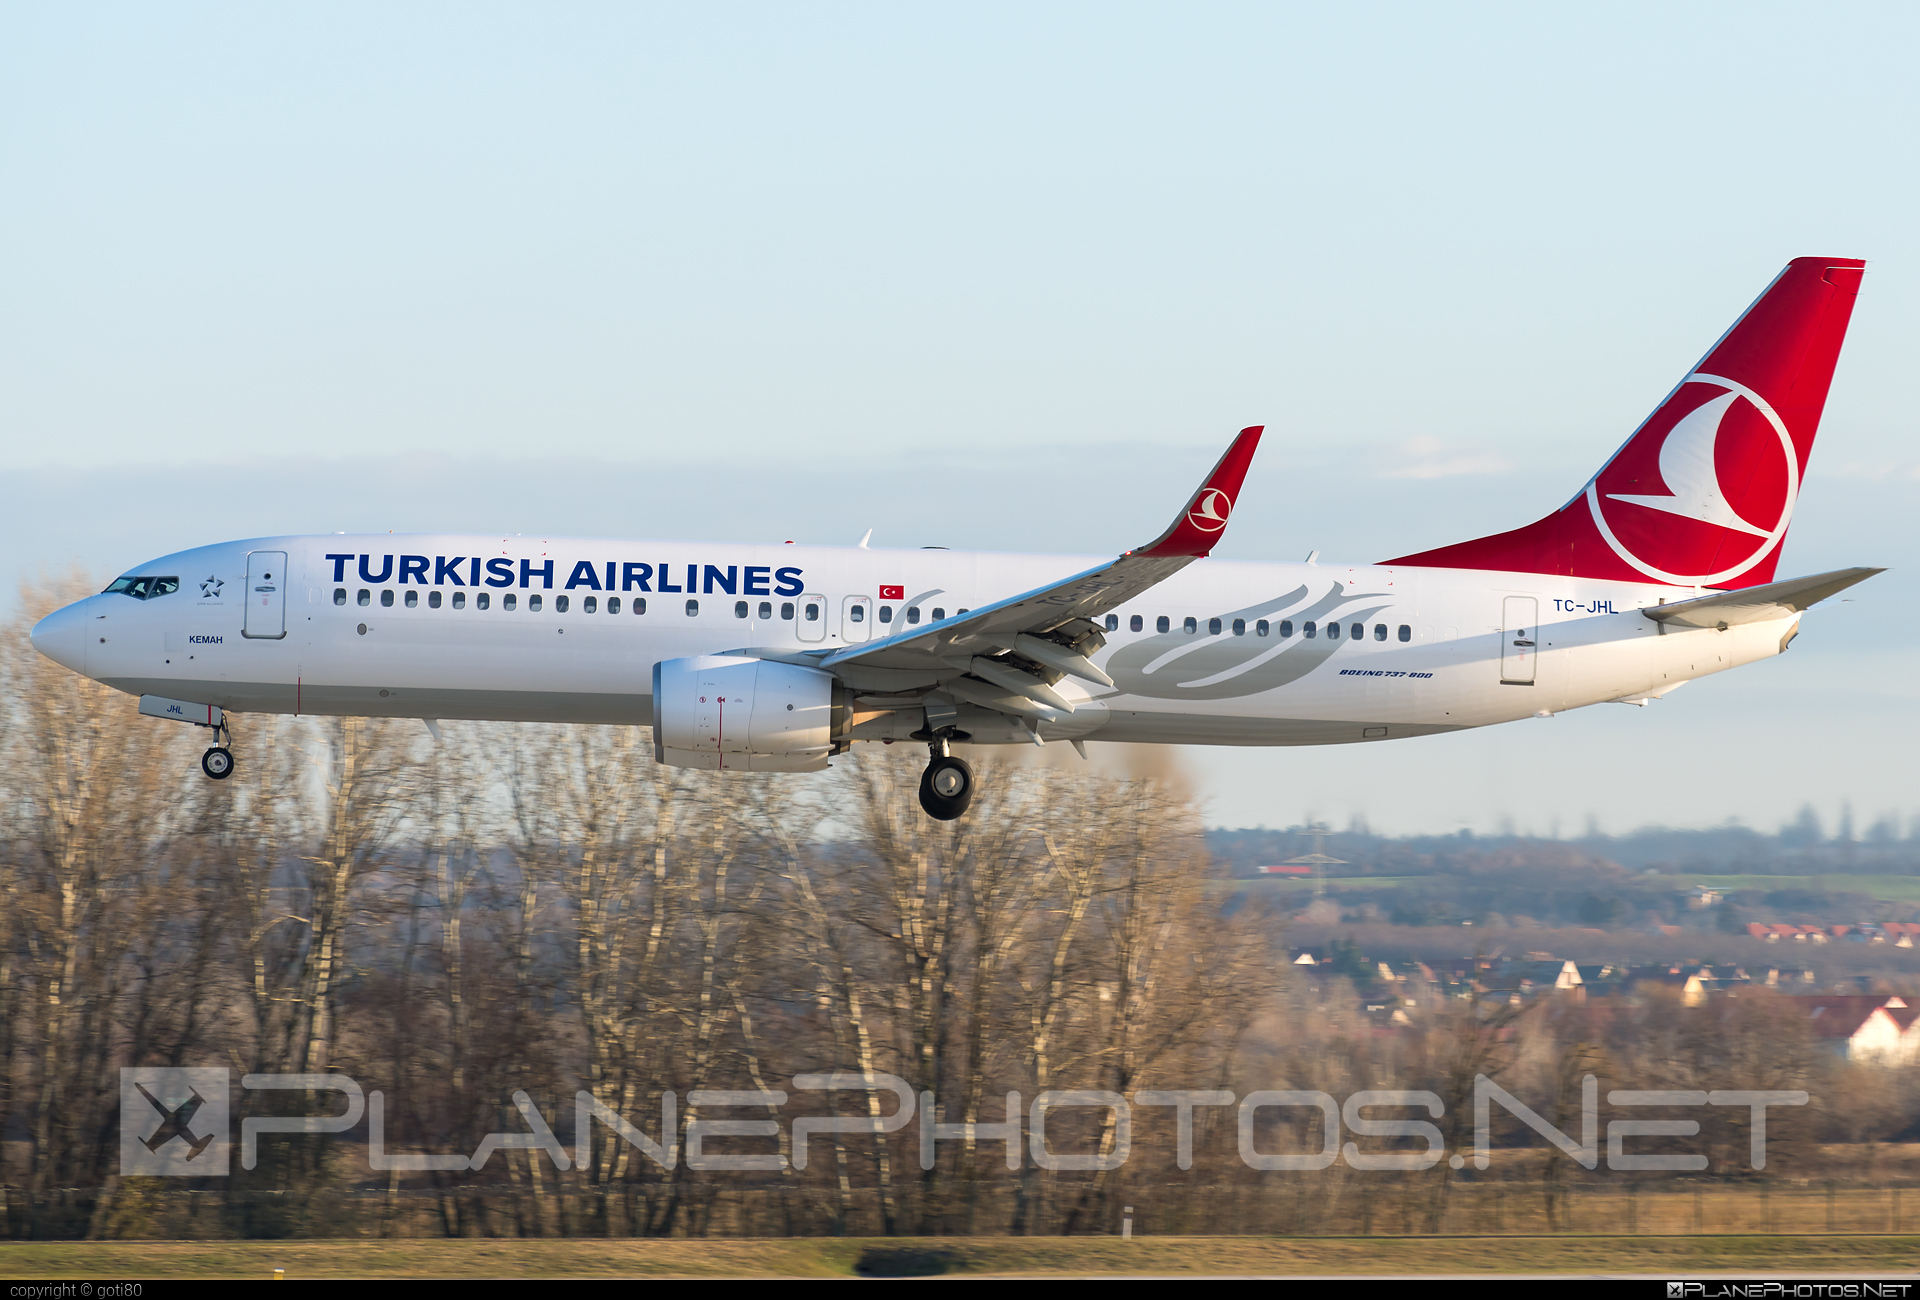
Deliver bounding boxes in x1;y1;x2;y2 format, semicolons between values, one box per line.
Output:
918;755;974;821
202;747;235;780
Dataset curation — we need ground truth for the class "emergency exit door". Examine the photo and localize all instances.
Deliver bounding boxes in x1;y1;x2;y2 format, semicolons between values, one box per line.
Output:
1500;595;1537;685
842;595;872;643
243;551;287;640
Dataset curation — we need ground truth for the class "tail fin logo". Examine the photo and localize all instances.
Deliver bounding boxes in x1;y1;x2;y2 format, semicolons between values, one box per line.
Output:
1585;373;1800;585
1187;488;1233;533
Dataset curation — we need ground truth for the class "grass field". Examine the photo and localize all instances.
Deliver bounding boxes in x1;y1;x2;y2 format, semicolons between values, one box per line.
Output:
3;1235;1918;1278
1209;873;1920;904
1665;875;1920;904
1206;877;1424;893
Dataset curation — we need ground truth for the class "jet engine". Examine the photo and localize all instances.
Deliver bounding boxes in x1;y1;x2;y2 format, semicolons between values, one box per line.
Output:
652;655;835;772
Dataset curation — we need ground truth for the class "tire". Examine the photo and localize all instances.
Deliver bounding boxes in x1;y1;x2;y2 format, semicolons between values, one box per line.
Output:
918;756;975;821
202;747;235;780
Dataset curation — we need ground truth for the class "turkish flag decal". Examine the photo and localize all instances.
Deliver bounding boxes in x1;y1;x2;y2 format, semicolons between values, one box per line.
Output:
879;584;904;600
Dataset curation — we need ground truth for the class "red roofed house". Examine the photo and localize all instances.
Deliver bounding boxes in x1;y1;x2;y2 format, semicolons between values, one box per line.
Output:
1804;996;1918;1064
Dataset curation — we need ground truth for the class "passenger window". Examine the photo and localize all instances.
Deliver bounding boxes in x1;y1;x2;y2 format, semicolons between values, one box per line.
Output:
1184;617;1198;634
1304;621;1316;638
381;590;395;608
1105;614;1119;632
906;606;920;625
1327;621;1340;640
1130;615;1143;632
477;593;489;610
849;604;865;623
805;601;820;621
504;594;517;610
1208;617;1222;635
584;596;597;613
333;588;346;606
1352;623;1364;640
957;608;969;616
405;590;418;607
1232;618;1246;636
932;607;946;620
735;600;749;618
453;592;466;609
1156;615;1171;633
358;590;370;606
428;591;442;609
686;599;699;616
1374;623;1386;641
1256;619;1269;637
1399;624;1411;642
607;597;620;614
555;595;568;613
781;601;795;620
530;595;544;612
879;605;893;624
759;601;772;619
1279;620;1292;638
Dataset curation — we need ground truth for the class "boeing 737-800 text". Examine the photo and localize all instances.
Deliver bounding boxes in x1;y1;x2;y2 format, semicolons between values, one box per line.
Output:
30;256;1881;818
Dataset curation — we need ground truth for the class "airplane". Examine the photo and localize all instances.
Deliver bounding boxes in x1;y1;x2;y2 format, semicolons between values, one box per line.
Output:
30;256;1880;820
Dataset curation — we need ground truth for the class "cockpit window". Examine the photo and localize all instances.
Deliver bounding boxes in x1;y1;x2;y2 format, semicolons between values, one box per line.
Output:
103;576;180;600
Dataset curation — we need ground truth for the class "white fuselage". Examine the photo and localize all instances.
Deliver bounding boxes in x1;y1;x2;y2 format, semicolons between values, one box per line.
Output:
47;533;1794;748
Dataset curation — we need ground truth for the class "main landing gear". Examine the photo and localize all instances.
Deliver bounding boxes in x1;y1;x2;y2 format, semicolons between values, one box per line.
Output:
918;736;974;821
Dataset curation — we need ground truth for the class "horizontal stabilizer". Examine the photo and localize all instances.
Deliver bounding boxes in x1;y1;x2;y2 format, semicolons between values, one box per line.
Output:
1642;567;1884;629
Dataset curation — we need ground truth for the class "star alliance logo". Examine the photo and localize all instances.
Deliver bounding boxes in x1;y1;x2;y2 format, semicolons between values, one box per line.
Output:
200;575;224;598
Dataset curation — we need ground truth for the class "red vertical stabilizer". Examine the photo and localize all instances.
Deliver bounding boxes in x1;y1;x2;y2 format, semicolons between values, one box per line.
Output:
1384;257;1865;588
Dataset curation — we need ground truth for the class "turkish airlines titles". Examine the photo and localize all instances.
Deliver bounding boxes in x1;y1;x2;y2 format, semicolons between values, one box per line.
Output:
321;553;808;597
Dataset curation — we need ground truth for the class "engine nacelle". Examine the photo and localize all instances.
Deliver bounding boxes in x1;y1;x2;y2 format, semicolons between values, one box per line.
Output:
651;655;835;772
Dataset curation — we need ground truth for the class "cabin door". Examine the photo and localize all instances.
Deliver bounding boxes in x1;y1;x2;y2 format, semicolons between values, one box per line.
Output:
1501;595;1537;685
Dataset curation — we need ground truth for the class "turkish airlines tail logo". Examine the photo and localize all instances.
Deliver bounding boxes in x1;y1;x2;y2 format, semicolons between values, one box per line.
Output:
1586;373;1800;584
1604;387;1772;538
1187;488;1233;533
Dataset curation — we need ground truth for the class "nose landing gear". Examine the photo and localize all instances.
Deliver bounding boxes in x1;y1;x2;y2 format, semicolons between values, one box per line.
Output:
918;736;974;821
200;716;236;781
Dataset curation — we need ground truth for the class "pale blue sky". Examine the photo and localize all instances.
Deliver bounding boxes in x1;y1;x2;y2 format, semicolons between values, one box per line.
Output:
3;3;1914;833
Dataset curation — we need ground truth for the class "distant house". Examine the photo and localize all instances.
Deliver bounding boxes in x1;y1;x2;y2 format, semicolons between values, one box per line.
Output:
1687;885;1721;909
1512;959;1584;997
1292;952;1317;965
1630;965;1708;1006
1887;923;1920;949
1803;995;1918;1064
1759;924;1831;943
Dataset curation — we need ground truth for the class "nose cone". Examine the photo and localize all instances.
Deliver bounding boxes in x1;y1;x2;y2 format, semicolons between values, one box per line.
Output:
30;601;88;675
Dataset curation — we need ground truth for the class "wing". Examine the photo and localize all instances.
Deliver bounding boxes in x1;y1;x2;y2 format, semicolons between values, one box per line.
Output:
808;426;1264;716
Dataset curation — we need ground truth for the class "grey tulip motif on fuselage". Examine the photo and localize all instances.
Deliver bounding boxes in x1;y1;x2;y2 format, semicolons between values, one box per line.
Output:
1101;583;1393;701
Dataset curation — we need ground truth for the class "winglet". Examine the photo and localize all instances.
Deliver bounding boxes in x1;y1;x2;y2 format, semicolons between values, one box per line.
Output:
1131;426;1264;558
